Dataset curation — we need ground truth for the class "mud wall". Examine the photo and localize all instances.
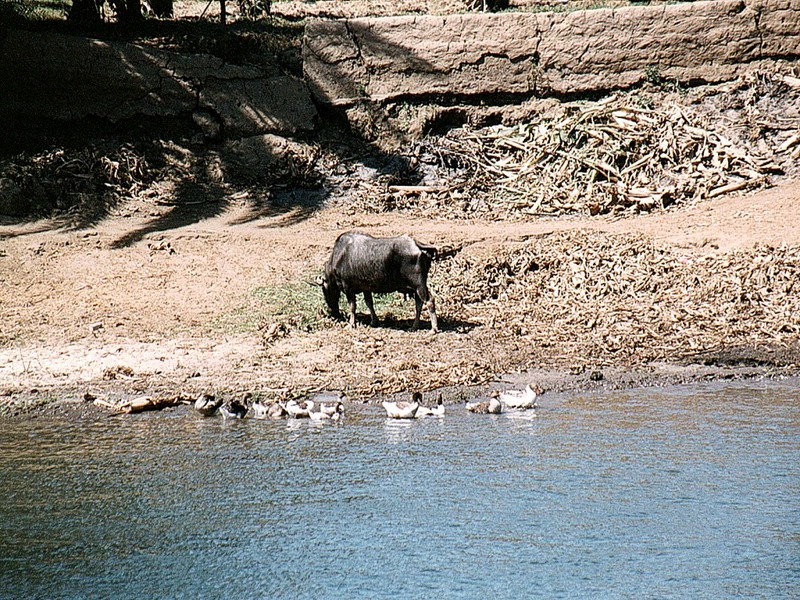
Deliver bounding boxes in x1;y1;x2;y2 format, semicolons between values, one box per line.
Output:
303;0;800;105
0;30;317;137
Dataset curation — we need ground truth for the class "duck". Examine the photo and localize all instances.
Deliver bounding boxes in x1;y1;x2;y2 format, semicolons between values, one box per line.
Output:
416;405;433;417
251;399;269;419
309;409;330;421
310;402;345;421
431;394;445;417
220;397;248;419
268;402;289;420
382;392;420;419
194;393;222;417
320;399;345;417
414;392;435;417
466;397;502;414
498;384;543;410
285;399;314;419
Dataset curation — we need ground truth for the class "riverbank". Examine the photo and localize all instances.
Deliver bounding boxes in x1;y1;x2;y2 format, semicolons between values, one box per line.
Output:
2;180;799;417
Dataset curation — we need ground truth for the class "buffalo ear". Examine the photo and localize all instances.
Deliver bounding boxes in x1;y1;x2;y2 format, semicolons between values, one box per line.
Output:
307;275;325;287
417;242;437;259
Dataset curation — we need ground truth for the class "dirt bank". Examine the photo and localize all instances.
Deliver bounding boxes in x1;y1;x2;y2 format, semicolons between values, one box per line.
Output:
2;178;799;416
1;3;799;416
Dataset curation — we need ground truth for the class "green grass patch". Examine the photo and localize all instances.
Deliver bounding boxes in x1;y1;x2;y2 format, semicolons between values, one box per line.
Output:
252;281;326;331
210;278;420;336
210;280;324;335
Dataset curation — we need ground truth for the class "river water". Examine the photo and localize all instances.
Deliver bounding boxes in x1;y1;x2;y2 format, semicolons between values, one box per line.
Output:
1;378;798;599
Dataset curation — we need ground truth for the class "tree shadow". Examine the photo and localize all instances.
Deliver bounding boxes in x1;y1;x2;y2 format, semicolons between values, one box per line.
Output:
0;13;477;244
108;179;227;247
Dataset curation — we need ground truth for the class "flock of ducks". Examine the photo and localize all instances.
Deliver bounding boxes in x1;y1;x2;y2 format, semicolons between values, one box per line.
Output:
194;391;346;422
193;384;543;422
382;384;543;419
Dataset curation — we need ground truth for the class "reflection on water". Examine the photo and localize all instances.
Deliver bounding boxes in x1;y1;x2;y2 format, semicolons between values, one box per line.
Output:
1;379;798;598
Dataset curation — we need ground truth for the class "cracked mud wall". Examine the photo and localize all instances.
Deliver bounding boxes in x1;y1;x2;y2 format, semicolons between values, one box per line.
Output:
303;0;800;105
0;30;317;139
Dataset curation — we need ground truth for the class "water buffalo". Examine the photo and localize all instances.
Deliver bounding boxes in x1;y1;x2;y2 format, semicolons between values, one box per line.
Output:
319;232;439;332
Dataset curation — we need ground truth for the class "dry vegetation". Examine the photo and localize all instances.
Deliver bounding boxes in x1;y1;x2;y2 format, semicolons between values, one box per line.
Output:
345;71;800;218
437;232;800;362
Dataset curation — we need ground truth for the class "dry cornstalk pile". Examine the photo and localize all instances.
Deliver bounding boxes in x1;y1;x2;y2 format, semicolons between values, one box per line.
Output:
445;101;775;215
375;71;800;219
1;143;153;216
433;231;800;364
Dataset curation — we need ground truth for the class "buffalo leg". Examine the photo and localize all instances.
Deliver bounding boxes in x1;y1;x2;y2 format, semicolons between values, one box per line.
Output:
412;296;423;331
363;292;379;327
427;297;439;332
345;292;358;328
413;286;439;333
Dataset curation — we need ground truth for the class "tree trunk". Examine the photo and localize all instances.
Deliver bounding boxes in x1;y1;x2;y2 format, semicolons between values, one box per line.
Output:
68;0;102;22
149;0;173;17
117;0;143;21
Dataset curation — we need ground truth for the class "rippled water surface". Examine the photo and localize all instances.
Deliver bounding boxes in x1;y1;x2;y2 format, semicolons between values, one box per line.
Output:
1;379;799;599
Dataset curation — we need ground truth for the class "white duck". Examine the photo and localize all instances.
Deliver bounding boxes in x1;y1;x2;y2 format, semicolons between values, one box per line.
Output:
466;397;502;414
431;395;445;417
320;399;345;417
285;399;314;419
310;402;345;421
382;393;420;419
412;392;434;417
251;399;269;419
498;384;543;410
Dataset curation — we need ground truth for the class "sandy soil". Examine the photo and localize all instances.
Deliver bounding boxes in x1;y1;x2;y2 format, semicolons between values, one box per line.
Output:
2;178;798;414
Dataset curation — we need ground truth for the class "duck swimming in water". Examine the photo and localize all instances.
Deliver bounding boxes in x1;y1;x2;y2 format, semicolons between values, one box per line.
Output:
251;399;269;419
310;402;345;421
320;398;345;418
194;393;222;417
220;398;248;419
268;402;289;420
383;392;421;419
431;394;445;417
414;392;435;418
498;384;543;410
414;392;445;418
285;399;314;419
466;397;502;414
